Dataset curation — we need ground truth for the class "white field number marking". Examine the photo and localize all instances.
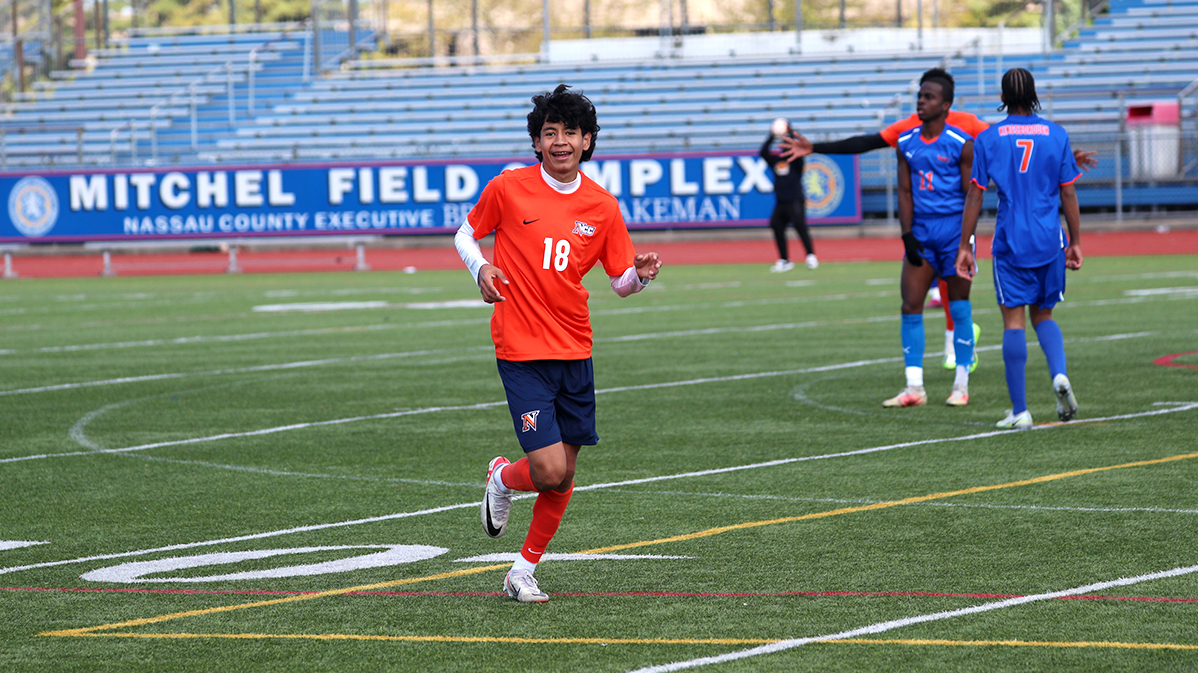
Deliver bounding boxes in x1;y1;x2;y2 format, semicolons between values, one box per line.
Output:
0;540;49;551
79;547;684;583
81;545;447;583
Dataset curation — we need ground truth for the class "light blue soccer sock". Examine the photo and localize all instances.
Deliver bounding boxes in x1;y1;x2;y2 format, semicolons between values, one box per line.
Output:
901;313;925;369
949;300;974;371
1003;329;1028;414
1034;319;1068;380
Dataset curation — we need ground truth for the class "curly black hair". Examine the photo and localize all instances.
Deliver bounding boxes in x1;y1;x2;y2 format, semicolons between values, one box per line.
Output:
999;67;1041;114
527;84;600;162
920;67;955;105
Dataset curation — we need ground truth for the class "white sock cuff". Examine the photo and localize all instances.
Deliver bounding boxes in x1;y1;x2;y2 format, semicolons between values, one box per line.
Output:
954;365;970;387
511;556;537;574
905;366;924;388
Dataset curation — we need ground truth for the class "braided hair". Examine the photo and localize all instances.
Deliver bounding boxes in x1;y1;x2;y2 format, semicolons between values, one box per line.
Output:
999;68;1041;114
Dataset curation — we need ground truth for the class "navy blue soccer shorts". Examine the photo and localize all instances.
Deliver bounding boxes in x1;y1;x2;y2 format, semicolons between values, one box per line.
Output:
992;249;1067;309
911;213;972;280
496;358;599;453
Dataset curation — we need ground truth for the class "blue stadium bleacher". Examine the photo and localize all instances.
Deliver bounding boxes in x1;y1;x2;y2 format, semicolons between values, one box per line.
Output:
0;25;363;168
3;0;1196;215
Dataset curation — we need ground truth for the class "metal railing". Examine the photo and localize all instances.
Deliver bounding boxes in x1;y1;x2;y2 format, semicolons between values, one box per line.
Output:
1179;76;1198;175
0;124;85;169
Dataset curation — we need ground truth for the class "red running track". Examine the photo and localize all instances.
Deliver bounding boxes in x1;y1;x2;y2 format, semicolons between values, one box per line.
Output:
4;229;1197;279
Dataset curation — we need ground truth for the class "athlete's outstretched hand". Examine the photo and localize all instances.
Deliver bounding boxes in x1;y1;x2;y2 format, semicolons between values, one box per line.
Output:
635;252;662;281
1065;244;1084;270
1074;148;1098;172
955;247;976;280
477;263;508;303
780;134;814;161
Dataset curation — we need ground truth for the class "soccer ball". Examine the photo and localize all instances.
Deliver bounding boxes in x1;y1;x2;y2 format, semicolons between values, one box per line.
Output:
771;117;789;137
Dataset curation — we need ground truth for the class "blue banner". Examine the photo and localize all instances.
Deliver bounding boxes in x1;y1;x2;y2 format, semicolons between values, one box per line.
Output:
1;151;860;244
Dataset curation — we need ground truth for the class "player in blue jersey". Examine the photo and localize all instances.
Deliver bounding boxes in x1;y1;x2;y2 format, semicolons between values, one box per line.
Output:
882;69;977;408
956;68;1082;430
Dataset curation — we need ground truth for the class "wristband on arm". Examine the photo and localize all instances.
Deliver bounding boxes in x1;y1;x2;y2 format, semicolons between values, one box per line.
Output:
902;231;924;266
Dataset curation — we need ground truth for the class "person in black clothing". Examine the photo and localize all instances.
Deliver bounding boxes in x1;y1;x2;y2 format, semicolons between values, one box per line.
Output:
761;118;817;272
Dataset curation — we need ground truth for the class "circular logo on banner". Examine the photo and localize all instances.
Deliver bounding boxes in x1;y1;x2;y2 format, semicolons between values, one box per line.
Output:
7;177;60;237
802;156;845;218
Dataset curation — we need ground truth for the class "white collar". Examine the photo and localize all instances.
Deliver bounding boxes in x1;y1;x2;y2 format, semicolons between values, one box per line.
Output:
540;164;581;194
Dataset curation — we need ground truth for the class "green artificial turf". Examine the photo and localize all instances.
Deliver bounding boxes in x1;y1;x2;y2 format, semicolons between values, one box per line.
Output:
1;254;1197;672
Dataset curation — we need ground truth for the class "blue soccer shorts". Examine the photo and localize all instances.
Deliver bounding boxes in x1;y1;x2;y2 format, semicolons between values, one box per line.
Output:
911;214;972;280
992;249;1067;309
496;358;599;453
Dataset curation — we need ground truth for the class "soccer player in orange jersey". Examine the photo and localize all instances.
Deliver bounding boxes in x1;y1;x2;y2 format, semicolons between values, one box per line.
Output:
455;84;662;603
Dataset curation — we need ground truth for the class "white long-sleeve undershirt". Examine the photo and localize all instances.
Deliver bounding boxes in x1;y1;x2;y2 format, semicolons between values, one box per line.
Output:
455;221;649;297
454;166;649;296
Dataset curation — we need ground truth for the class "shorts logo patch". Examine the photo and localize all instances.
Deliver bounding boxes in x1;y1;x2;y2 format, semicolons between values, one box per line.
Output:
520;410;540;432
572;221;595;237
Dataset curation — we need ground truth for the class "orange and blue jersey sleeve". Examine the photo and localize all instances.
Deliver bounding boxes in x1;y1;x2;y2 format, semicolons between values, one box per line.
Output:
947;111;990;139
597;198;637;277
1059;137;1082;186
467;174;505;239
879;114;920;148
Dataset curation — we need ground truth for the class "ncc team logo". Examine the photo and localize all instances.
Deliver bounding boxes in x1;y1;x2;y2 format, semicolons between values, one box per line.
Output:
520;410;540;432
572;221;595;237
7;176;60;237
802;156;846;218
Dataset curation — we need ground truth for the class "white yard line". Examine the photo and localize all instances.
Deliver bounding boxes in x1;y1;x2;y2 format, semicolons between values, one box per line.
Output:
624;563;1198;673
2;402;1194;577
0;346;492;396
0;330;1171;465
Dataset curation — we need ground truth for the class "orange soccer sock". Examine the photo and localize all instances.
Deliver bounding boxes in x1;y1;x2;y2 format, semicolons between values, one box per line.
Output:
499;457;536;492
940;279;954;330
519;484;574;565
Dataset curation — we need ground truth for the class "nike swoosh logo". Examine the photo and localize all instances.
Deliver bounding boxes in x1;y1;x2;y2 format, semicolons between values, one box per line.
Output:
483;495;504;537
523;218;539;225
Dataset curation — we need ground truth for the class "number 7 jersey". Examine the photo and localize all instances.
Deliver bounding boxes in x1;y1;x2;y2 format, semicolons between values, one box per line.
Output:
971;113;1082;268
468;164;638;361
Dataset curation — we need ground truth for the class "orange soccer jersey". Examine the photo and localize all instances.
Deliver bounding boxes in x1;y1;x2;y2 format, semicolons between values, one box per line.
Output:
879;110;990;147
468;165;637;361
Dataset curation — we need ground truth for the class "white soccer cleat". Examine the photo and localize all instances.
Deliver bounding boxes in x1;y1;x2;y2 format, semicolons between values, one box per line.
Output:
1053;373;1079;422
805;254;819;270
481;456;512;539
504;569;549;603
770;259;795;273
945;384;969;407
882;386;927;408
996;410;1033;430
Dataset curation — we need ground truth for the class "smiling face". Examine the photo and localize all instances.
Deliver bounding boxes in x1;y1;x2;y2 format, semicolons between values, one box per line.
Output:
916;81;951;123
534;120;592;183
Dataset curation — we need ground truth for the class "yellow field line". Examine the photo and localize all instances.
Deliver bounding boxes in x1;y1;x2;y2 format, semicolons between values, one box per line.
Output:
575;451;1198;555
41;450;1198;639
39;563;509;637
827;638;1198;651
47;631;1198;652
48;631;782;645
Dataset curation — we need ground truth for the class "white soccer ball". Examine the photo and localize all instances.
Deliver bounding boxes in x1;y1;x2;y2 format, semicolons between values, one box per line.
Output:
771;117;790;137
